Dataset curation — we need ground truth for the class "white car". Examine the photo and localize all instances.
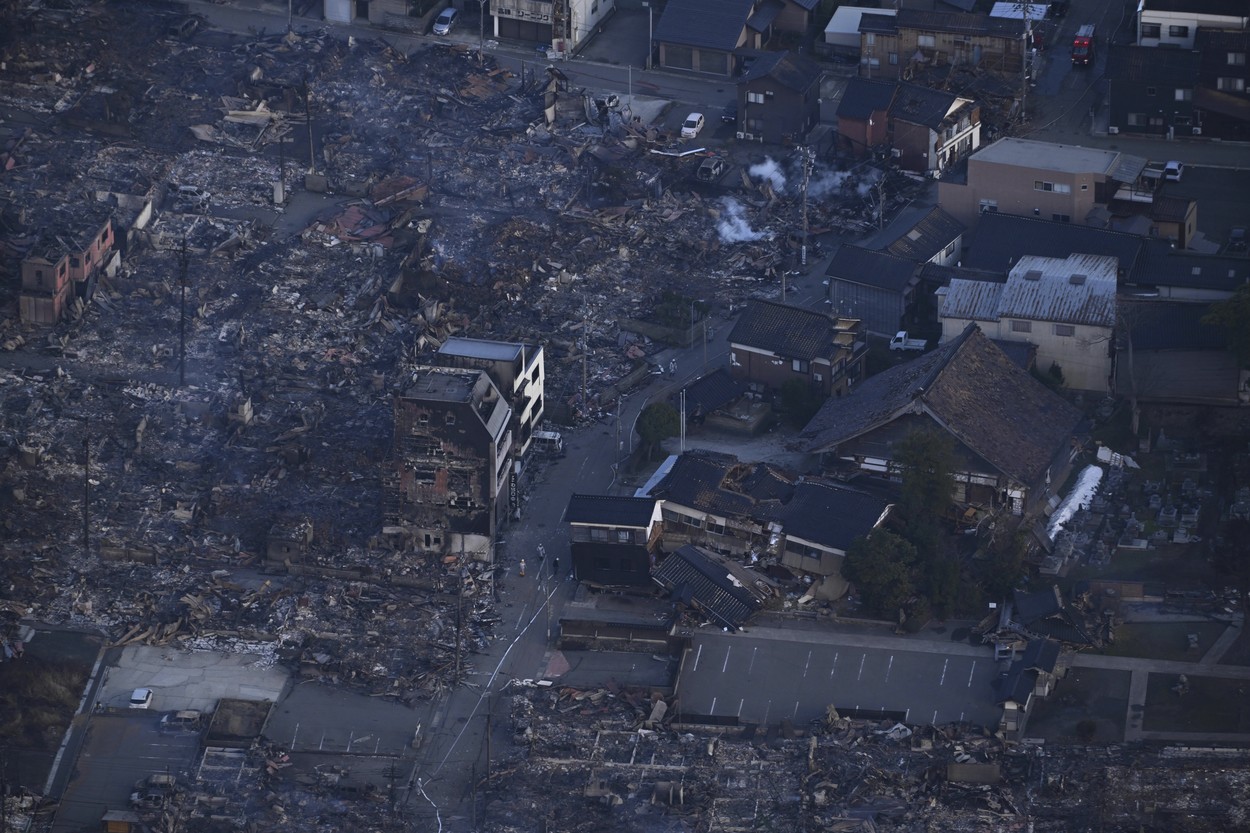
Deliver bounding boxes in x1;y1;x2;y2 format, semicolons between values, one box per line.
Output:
1163;160;1183;181
680;113;705;139
129;687;153;709
432;8;457;36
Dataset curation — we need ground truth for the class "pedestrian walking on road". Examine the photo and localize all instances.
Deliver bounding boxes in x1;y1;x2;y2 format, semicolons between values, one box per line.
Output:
552;557;560;576
519;558;526;577
669;358;677;377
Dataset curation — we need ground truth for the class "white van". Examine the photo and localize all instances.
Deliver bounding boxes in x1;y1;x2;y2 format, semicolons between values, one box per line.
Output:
532;430;564;456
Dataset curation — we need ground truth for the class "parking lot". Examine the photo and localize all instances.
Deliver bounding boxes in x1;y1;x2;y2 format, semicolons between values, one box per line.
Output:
676;628;1003;728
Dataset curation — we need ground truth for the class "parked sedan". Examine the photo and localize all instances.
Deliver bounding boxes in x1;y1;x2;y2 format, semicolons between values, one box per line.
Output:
129;687;154;709
1164;160;1184;181
721;101;738;125
432;8;457;36
680;113;706;139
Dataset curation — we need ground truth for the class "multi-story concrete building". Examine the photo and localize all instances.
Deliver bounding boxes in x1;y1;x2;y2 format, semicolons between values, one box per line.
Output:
19;209;116;325
727;300;866;398
435;337;545;458
1136;0;1248;49
938;137;1147;230
385;367;512;562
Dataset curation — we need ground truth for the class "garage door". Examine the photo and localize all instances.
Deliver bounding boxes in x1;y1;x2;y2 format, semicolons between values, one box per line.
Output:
498;18;551;44
324;0;351;23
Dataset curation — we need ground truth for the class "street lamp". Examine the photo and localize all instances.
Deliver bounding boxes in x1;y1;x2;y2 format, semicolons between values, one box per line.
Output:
642;2;653;71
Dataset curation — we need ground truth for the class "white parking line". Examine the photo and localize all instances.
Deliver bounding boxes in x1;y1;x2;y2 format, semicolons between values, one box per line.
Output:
737;698;744;717
884;655;894;683
693;644;703;672
932;709;939;725
967;660;977;687
792;700;800;719
721;646;732;674
802;650;811;678
748;646;757;675
939;658;949;686
830;652;839;678
857;653;866;681
710;696;717;714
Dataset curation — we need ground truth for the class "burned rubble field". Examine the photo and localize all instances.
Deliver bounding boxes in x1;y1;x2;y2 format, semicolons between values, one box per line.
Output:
487;686;1250;833
0;2;902;696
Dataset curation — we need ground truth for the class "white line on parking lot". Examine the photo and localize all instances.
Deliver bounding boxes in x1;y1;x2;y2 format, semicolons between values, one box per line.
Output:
968;661;977;687
857;653;866;681
830;652;839;678
710;696;717;714
802;650;811;678
763;699;772;724
738;698;744;717
793;700;800;719
939;658;949;686
721;646;732;674
748;646;757;675
693;644;703;671
885;655;894;683
932;709;939;725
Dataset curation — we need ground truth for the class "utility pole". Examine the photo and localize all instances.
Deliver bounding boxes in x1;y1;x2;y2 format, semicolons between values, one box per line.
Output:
643;2;653;70
799;146;814;268
679;389;686;453
1021;2;1032;123
580;302;588;420
178;238;188;387
302;74;315;173
82;432;90;559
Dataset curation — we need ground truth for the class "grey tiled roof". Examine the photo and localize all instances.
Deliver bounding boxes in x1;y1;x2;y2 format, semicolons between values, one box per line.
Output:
727;299;841;361
889;83;964;130
803;325;1083;486
566;495;657;528
652;450;795;519
963;213;1144;274
882;206;965;262
826;244;918;292
653;544;766;630
836;77;898;120
739;50;822;92
1127;240;1250;293
779;480;890;551
653;0;755;51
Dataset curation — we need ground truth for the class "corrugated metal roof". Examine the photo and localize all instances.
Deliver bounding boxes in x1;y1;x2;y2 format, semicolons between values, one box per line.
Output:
652;545;765;630
999;254;1118;326
941;278;1004;321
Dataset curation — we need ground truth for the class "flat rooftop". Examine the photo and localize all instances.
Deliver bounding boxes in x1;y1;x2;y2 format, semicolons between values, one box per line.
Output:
971;138;1123;176
401;367;482;402
438;336;524;362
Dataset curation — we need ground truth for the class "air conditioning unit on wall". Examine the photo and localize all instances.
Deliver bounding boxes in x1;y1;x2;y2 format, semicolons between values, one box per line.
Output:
1192;126;1202;135
1108;126;1119;134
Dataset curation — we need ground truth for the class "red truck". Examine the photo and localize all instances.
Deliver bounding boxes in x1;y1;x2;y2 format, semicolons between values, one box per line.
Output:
1071;24;1096;66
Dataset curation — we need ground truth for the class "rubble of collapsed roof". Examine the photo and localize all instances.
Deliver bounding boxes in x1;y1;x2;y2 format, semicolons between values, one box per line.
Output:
0;0;927;688
471;683;1250;833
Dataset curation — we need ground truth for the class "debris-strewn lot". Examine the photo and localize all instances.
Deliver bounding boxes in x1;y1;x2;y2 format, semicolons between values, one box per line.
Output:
478;684;1250;833
0;1;912;691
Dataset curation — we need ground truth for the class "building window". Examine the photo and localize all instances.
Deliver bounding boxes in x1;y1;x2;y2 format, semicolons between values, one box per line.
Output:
1080;184;1088;190
706;519;726;536
1149;116;1165;127
979;199;998;213
1010;319;1032;334
1054;323;1075;337
747;91;765;104
1127;113;1147;126
865;33;875;45
590;528;609;542
918;34;935;48
616;530;631;544
445;413;456;425
1230;52;1247;66
1033;180;1071;193
1218;77;1246;92
1141;22;1160;39
1052;214;1071;223
1146;86;1156;96
1168;25;1188;38
889;52;898;65
1175;88;1191;101
792;358;809;373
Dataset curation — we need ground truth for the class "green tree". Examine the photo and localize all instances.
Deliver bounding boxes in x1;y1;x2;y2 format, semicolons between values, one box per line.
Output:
1203;283;1250;366
844;530;917;615
779;379;822;428
895;428;956;520
979;532;1027;601
636;402;680;460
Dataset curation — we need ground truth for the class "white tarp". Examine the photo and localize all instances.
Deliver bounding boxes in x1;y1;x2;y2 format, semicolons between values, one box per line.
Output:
1046;464;1103;539
824;6;898;48
990;2;1048;21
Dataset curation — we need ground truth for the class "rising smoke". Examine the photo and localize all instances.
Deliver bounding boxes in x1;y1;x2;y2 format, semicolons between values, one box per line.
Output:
716;198;766;243
748;158;787;192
